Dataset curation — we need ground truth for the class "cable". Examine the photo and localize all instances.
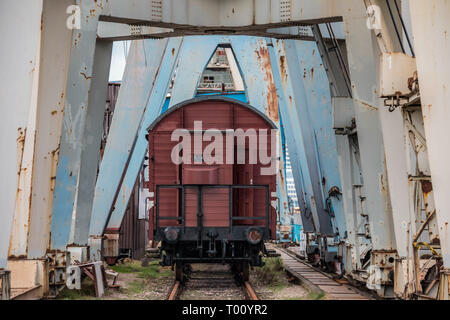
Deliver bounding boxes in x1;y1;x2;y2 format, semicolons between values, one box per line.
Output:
325;23;352;96
393;0;415;57
386;0;406;53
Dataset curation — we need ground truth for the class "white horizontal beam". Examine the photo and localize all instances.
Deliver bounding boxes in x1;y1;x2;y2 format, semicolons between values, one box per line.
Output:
102;0;342;28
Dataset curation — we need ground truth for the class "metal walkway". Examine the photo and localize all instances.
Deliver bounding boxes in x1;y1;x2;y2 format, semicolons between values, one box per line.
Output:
269;244;372;300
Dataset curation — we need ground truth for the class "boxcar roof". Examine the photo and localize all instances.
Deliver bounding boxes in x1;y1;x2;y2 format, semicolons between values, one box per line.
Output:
146;96;277;131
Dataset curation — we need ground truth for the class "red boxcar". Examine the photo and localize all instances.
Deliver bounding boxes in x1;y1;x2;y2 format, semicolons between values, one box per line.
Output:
147;97;277;279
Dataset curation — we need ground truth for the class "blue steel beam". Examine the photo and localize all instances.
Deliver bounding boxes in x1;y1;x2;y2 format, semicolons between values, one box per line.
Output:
88;39;169;249
269;39;319;233
71;40;113;246
230;37;289;225
292;40;346;239
105;37;183;231
271;39;333;236
50;0;103;250
267;40;315;233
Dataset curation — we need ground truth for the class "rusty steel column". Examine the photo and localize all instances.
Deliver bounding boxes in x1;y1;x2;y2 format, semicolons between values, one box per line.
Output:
267;40;313;234
273;39;333;236
340;0;397;297
364;0;415;297
1;0;46;266
271;39;326;235
1;0;75;299
230;37;289;226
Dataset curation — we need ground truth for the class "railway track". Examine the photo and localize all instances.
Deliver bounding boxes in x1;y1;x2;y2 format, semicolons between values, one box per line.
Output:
271;244;375;300
167;264;259;300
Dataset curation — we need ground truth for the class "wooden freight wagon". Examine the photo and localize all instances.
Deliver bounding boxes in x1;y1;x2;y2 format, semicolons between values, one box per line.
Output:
146;97;278;280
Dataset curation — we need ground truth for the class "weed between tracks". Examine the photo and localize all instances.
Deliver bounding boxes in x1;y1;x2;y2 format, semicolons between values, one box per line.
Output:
109;259;174;299
253;257;285;289
110;260;173;280
58;259;174;300
57;257;321;300
250;257;308;299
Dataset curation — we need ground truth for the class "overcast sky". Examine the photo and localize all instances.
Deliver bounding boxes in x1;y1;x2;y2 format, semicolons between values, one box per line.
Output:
109;41;129;82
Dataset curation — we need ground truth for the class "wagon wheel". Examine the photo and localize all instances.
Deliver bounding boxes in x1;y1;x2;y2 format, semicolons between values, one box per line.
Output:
175;263;184;282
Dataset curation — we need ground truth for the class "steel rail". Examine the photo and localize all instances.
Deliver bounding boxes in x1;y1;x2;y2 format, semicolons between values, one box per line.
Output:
167;280;181;300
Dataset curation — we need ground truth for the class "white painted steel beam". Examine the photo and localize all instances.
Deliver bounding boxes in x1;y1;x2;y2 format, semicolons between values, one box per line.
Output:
364;0;413;259
102;0;341;29
97;21;173;41
1;0;75;264
409;0;450;268
1;0;46;264
341;2;396;252
25;0;76;258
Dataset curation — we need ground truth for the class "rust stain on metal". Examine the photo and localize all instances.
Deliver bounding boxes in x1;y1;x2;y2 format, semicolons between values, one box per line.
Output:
279;55;288;85
7;255;28;260
255;45;279;122
25;132;38;257
288;95;294;111
279;168;285;186
9;125;36;257
96;0;105;11
354;98;378;111
80;72;92;80
422;181;433;194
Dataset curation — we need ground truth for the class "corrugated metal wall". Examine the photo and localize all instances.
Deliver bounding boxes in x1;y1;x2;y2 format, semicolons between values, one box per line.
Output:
106;82;148;260
118;179;148;260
